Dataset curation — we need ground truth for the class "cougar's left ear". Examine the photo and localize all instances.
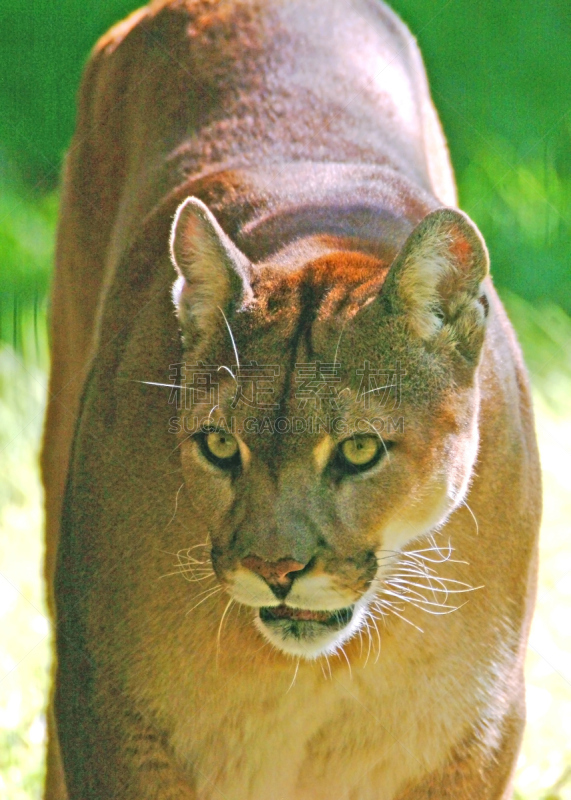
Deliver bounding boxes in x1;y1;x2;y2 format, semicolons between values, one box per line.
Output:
382;208;490;362
170;197;254;338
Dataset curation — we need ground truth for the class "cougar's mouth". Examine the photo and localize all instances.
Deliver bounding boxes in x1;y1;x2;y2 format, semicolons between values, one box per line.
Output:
259;604;354;630
254;601;366;657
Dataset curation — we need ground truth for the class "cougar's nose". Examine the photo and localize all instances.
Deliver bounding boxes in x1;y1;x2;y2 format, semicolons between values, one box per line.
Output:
241;555;307;599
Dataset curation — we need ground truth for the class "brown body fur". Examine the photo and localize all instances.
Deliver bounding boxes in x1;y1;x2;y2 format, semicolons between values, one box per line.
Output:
42;1;541;798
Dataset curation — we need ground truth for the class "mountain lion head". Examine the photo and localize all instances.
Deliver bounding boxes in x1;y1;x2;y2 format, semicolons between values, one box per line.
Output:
169;197;489;658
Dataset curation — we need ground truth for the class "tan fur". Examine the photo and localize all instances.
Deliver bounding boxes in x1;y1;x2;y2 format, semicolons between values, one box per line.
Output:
42;2;540;799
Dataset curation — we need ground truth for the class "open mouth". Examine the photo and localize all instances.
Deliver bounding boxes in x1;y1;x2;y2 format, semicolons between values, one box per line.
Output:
259;604;354;629
255;603;363;656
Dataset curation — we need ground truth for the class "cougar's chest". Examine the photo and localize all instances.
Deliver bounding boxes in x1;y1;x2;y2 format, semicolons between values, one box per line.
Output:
168;638;478;800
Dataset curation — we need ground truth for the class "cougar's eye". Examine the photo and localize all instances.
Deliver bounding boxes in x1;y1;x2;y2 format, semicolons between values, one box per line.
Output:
341;436;378;466
336;435;390;474
198;430;241;469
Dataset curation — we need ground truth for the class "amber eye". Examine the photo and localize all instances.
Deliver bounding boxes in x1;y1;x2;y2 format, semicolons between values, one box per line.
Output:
198;430;241;469
339;436;381;470
205;431;239;460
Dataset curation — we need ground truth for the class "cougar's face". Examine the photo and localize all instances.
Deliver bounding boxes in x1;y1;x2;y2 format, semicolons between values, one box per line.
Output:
176;278;481;659
170;200;488;658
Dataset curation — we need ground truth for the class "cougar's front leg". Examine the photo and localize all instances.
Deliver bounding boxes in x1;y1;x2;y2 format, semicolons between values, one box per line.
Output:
57;703;197;799
55;649;196;800
109;710;197;800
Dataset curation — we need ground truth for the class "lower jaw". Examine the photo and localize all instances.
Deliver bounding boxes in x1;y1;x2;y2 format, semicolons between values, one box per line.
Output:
256;604;358;658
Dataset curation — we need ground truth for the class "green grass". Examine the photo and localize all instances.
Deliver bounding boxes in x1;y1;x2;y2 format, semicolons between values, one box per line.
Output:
515;388;571;800
0;173;57;352
0;342;50;799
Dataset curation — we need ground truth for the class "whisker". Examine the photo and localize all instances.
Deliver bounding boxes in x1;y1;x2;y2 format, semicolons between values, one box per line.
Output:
360;382;395;398
402;549;466;566
217;305;241;374
380;587;456;608
286;659;301;694
156;546;186;558
177;550;212;569
386;571;447;603
217;364;237;384
405;547;452;562
188;582;221;599
427;534;459;562
174;557;212;569
157;541;213;581
389;567;439;586
159;568;214;581
207;404;219;424
375;549;403;562
179;565;213;572
333;320;348;367
389;562;438;575
410;537;453;553
174;543;214;582
391;597;469;615
185;586;222;616
462;499;480;536
383;581;438;604
128;379;186;390
216;598;235;665
169;432;195;455
379;588;468;615
359;418;392;460
366;609;383;665
336;644;353;680
175;541;212;565
175;552;212;566
180;572;216;583
362;617;374;668
357;625;365;659
174;560;213;571
371;599;424;633
387;576;475;594
164;483;185;531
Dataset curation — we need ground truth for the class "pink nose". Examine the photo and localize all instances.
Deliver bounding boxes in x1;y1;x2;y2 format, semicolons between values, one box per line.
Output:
241;556;306;586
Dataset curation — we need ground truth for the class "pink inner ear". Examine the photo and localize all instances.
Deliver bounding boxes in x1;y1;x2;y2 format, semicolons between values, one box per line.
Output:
184;210;203;243
176;211;203;267
447;225;474;266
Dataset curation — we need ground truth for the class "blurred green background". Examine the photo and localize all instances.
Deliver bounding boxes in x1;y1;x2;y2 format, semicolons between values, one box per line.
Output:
0;1;570;798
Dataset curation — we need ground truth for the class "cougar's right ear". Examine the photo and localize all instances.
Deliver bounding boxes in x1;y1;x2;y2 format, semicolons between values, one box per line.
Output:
381;208;489;365
170;197;253;338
